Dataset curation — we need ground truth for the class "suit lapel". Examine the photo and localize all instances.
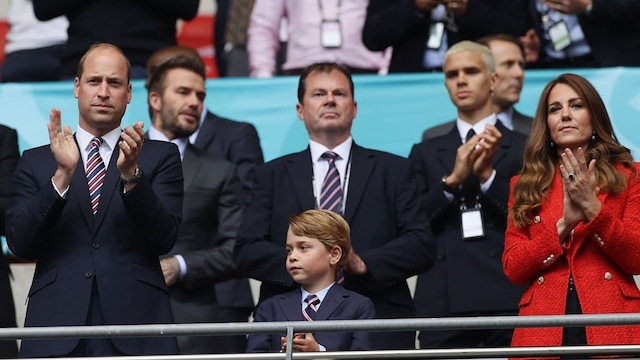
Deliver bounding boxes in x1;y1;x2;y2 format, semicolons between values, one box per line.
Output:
435;127;461;174
279;291;305;321
92;148;121;229
343;144;374;223
315;285;347;321
194;111;217;150
492;120;512;167
182;145;198;190
286;149;315;211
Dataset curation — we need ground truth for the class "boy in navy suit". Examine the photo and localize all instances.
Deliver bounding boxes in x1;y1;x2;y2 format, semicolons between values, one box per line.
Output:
246;210;375;352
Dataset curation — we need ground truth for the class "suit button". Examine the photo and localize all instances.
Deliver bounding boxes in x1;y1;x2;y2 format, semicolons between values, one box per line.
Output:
534;215;541;223
85;272;93;278
92;243;100;249
604;272;612;280
537;276;544;284
543;259;548;264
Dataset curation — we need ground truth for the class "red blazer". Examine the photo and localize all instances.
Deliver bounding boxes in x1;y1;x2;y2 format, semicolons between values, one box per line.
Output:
503;163;640;349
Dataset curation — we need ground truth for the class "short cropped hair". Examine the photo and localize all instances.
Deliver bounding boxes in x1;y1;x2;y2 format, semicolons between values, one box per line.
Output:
444;40;496;74
288;209;351;270
146;55;206;95
297;62;354;103
77;43;131;81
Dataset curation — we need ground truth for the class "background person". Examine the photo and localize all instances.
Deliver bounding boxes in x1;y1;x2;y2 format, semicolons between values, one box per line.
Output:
504;73;640;350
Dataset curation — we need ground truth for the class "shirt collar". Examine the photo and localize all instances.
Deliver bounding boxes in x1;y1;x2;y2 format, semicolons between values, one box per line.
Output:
76;125;121;153
456;113;498;143
148;126;188;160
496;107;514;131
309;136;353;163
301;282;335;306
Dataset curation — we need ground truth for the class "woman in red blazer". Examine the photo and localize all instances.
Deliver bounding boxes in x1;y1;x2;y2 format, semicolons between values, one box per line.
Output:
503;73;640;354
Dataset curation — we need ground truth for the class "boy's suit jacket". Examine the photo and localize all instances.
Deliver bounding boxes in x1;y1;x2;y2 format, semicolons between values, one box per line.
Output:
246;285;375;352
6;139;183;357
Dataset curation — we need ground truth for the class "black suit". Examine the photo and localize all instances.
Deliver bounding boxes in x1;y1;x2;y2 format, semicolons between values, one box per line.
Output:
523;0;640;67
164;144;244;354
409;121;527;348
192;110;263;353
235;143;436;350
422;109;533;141
0;125;18;358
362;0;527;73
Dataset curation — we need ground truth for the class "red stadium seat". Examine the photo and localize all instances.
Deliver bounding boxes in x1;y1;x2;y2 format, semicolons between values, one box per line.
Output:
177;15;218;78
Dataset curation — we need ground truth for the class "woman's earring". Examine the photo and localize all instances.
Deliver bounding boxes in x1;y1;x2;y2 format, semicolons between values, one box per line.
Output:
592;131;596;141
550;141;555;148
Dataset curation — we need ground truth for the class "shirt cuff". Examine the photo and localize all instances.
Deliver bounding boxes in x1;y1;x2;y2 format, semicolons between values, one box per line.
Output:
175;254;187;280
480;169;497;193
51;177;69;199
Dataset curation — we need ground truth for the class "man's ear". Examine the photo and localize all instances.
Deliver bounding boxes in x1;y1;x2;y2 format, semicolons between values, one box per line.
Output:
149;91;162;112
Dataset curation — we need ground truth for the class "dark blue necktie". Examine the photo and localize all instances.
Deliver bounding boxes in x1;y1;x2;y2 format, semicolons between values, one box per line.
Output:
303;294;320;321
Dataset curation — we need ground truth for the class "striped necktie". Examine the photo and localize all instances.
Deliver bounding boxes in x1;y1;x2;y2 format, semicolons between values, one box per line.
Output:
319;151;343;214
86;137;106;215
303;294;320;321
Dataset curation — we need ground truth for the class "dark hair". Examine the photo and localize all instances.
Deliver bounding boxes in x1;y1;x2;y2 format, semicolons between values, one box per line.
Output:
476;33;526;60
147;55;206;95
77;43;131;81
297;62;354;103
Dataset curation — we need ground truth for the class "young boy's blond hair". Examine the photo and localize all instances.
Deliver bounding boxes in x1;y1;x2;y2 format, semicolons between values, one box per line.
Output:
288;209;351;271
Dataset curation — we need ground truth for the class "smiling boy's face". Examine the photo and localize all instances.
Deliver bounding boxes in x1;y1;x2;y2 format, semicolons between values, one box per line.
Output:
285;228;341;293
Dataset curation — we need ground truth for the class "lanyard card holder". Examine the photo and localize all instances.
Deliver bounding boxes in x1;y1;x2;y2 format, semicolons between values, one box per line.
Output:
542;12;571;52
460;199;485;240
427;22;445;50
321;20;343;48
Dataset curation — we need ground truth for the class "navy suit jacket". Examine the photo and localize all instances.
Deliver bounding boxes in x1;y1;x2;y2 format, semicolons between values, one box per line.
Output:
193;110;264;313
409;121;526;318
246;285;375;352
362;0;527;73
7;139;183;357
235;143;436;349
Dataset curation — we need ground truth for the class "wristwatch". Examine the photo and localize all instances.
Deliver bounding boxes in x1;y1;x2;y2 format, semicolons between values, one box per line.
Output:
121;167;143;185
440;175;460;195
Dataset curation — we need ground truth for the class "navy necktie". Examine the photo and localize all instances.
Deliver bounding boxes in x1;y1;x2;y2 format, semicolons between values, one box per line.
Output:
319;151;343;214
303;294;320;321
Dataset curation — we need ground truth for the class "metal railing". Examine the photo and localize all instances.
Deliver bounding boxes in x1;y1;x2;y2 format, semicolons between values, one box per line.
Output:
2;314;640;359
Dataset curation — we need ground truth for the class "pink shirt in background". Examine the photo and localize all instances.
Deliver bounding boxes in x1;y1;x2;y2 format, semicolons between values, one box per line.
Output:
248;0;388;78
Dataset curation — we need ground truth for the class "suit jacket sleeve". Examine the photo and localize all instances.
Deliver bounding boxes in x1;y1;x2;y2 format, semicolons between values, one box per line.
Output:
245;300;278;352
227;122;264;191
349;297;376;351
408;143;455;223
354;154;436;287
234;161;293;287
0;127;19;236
181;165;245;286
362;0;429;52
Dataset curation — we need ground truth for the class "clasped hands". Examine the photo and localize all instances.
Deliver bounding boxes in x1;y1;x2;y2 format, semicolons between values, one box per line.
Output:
445;124;501;189
280;333;320;352
558;148;601;232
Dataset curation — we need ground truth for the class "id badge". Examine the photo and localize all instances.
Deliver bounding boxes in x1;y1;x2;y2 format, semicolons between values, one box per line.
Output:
427;22;445;50
321;20;343;48
548;21;571;52
461;208;485;240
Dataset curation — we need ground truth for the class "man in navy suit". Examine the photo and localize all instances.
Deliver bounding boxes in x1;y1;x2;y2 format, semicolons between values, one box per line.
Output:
409;41;526;349
6;43;183;357
147;54;245;354
235;62;436;350
247;210;375;353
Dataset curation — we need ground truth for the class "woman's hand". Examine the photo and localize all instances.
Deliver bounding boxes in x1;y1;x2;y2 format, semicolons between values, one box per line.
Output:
559;147;602;222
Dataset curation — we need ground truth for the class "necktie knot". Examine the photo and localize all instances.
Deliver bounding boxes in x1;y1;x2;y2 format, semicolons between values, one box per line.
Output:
321;151;339;163
465;129;476;143
303;294;320;321
91;137;103;149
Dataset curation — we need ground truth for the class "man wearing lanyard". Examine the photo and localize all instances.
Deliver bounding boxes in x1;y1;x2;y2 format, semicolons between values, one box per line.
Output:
235;62;436;350
409;41;527;349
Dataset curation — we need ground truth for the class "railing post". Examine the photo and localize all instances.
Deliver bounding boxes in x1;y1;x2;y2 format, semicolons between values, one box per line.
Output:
285;326;294;360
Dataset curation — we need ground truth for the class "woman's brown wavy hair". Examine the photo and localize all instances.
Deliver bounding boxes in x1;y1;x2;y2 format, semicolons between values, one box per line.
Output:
510;73;635;228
